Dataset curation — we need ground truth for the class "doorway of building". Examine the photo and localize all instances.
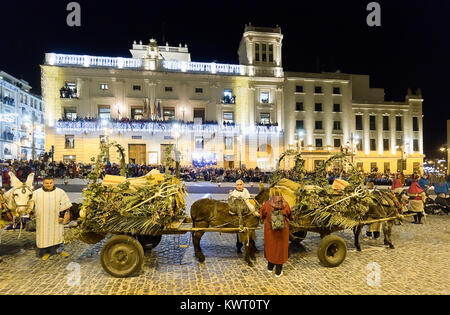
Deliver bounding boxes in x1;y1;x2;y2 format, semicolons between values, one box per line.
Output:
129;144;146;165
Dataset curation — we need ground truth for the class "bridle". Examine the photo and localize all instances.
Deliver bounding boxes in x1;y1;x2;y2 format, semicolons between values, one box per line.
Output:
9;185;33;208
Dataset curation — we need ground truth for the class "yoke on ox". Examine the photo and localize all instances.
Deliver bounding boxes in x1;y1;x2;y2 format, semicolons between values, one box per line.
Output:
1;173;34;238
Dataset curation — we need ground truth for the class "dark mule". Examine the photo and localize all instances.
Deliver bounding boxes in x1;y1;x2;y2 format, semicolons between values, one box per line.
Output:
190;188;270;266
353;190;405;251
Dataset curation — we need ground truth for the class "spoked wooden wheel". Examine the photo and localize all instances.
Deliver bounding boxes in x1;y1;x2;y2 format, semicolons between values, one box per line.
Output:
317;235;347;267
100;235;144;278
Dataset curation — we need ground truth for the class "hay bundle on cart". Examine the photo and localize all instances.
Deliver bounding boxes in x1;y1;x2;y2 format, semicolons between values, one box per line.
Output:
67;142;187;244
270;151;375;234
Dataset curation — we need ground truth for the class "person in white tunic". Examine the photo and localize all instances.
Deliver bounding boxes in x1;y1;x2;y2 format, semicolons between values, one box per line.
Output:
229;179;259;253
32;176;72;260
229;179;259;216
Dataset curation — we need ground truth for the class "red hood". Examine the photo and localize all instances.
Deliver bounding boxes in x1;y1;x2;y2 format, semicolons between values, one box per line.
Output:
408;182;423;194
391;179;403;190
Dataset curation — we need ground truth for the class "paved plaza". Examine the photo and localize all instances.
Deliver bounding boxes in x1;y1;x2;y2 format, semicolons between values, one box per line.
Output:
0;189;449;295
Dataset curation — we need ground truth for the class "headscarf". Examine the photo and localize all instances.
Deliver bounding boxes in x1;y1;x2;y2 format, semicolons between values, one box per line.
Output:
269;196;285;210
408;181;423;200
391;179;403;190
268;188;286;210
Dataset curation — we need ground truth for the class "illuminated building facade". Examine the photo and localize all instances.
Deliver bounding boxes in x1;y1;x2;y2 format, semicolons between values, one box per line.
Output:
0;71;45;160
41;25;424;173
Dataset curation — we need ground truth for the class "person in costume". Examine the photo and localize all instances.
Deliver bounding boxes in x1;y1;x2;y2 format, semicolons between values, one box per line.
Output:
32;176;72;260
259;188;291;277
229;179;258;217
407;175;427;224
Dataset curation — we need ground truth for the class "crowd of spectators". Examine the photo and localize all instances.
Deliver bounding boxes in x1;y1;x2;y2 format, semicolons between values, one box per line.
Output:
2;158;450;191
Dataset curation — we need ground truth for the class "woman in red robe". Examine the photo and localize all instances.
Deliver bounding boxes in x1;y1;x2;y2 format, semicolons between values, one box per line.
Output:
260;189;292;277
408;176;427;224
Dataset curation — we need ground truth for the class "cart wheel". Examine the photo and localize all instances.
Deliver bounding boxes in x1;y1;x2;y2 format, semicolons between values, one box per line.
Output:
100;235;144;278
136;235;162;250
78;232;107;244
290;231;307;243
317;235;347;267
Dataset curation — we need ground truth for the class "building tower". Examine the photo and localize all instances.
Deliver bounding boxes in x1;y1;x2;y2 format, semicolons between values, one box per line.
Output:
238;24;284;78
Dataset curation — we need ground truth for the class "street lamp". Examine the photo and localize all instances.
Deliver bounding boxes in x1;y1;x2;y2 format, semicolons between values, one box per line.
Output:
346;132;359;163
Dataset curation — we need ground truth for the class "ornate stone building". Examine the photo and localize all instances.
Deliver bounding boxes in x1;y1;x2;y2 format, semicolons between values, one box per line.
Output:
0;71;45;160
41;25;424;173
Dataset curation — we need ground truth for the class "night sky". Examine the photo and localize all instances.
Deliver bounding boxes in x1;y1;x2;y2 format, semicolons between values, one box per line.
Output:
1;0;449;158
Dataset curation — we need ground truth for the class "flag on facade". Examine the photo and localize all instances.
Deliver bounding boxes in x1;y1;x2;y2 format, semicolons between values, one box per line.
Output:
157;100;161;120
144;98;150;119
153;100;158;120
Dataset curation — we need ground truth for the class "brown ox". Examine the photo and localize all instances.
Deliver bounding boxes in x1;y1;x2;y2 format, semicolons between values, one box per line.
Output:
190;188;270;266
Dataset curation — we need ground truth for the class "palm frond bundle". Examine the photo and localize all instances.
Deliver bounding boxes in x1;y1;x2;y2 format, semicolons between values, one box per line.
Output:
66;141;187;241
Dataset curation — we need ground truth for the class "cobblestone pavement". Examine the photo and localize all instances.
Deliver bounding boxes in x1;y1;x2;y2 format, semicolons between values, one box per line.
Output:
0;193;449;295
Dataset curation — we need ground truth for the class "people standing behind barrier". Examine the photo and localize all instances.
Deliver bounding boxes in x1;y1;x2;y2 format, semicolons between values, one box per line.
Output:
434;176;449;196
259;188;291;277
418;174;430;193
407;175;427;224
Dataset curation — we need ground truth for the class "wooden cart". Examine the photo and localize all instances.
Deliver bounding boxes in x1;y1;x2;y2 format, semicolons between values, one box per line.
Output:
289;213;416;268
80;216;261;278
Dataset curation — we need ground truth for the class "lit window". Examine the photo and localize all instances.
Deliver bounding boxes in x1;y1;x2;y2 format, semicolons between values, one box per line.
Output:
223;112;234;124
64;108;77;121
260;113;270;125
98;105;111;120
65;135;75;149
131;108;144;120
163;107;175;121
260;91;269;103
222;90;235;104
224;137;233;150
100;83;109;90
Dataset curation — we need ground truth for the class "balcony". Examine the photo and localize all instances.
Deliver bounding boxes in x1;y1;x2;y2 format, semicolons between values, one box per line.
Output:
1;132;15;141
1;96;15;106
55;118;282;135
221;95;236;104
60;85;78;99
